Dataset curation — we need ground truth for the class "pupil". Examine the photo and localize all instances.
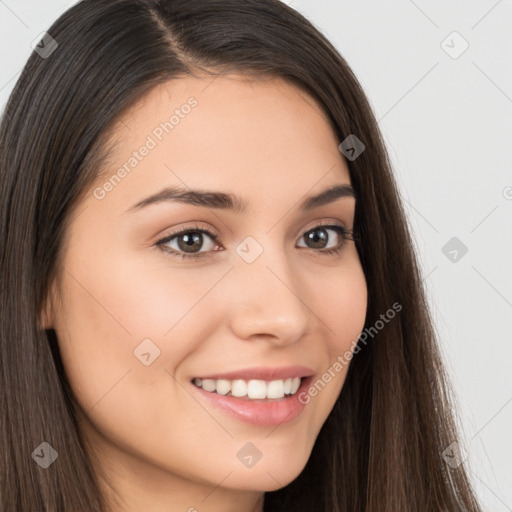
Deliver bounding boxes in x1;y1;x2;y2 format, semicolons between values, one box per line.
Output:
179;232;202;252
175;229;330;254
307;228;327;249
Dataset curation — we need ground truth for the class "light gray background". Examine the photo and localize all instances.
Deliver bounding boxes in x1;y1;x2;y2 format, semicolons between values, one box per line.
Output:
1;1;511;509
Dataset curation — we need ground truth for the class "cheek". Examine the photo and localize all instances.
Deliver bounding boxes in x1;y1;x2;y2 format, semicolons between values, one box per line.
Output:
53;248;231;407
318;260;368;354
52;251;239;477
299;259;367;411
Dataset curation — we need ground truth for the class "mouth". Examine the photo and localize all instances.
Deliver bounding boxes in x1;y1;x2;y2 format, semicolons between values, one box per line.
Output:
191;376;306;401
189;375;314;426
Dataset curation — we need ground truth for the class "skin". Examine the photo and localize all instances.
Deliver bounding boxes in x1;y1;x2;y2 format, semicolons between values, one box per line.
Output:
41;74;368;512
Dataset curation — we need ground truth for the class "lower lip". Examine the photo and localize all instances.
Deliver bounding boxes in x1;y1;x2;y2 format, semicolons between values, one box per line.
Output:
190;376;313;426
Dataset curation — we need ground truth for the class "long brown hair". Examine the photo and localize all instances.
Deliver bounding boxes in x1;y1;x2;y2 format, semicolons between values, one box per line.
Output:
0;0;481;510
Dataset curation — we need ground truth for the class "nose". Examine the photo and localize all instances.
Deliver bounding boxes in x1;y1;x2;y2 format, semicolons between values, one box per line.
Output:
224;254;315;346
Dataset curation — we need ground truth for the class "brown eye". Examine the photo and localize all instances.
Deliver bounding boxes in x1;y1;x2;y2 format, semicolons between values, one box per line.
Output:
298;224;352;254
156;223;354;261
156;228;220;259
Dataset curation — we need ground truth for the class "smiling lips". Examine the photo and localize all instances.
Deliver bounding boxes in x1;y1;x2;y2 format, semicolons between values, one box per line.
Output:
191;374;315;426
191;365;314;400
193;376;302;400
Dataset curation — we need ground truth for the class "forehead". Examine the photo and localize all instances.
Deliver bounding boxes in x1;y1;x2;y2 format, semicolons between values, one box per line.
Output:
91;73;351;213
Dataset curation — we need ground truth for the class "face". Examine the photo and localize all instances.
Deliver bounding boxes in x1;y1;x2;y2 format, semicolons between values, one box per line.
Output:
43;74;367;510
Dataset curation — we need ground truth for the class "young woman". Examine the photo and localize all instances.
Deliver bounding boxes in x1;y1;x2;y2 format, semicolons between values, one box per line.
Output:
0;0;482;510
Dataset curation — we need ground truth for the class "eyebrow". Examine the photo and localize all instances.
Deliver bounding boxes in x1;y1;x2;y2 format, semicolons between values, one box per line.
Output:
124;183;356;214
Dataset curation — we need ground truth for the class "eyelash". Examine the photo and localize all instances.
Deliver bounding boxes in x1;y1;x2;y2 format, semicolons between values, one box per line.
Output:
155;221;357;261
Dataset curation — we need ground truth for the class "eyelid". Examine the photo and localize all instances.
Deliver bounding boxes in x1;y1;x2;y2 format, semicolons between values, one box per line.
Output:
155;222;220;244
155;218;347;244
155;218;354;259
298;218;347;237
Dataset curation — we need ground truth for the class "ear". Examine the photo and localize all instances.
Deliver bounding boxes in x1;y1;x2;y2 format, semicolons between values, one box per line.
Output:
39;305;52;330
38;282;56;330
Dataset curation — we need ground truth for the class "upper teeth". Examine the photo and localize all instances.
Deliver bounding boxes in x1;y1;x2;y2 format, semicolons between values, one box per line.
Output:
192;377;302;399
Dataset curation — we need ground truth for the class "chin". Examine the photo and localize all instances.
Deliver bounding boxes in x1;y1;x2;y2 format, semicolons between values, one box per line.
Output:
223;455;309;492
